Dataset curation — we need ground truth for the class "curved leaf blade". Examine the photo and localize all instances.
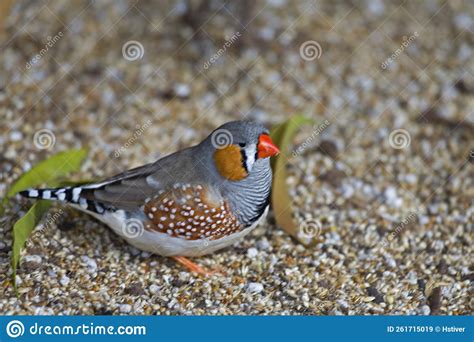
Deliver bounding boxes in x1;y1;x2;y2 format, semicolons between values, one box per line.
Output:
6;148;89;291
11;200;52;290
6;148;88;197
270;116;315;245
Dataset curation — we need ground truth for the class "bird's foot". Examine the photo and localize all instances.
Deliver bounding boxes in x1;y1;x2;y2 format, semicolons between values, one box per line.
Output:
172;256;224;276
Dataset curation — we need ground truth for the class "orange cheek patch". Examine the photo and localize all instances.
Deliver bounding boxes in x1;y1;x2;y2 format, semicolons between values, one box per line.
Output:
213;145;248;181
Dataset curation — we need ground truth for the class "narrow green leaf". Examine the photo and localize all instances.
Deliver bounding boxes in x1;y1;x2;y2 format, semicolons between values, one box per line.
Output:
6;148;89;291
11;200;53;289
6;148;88;197
270;115;315;245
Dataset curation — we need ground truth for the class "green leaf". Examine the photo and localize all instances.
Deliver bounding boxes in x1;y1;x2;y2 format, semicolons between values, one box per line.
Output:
6;148;88;198
11;200;53;290
5;148;88;291
270;115;315;245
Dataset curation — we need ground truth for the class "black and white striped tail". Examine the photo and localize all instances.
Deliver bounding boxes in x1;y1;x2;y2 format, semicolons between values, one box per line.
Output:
19;186;108;214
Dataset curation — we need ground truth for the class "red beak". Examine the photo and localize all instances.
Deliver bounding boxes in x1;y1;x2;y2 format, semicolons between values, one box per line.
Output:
258;134;280;159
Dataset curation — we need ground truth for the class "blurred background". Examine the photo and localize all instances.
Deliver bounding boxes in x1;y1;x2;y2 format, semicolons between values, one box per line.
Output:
0;1;472;315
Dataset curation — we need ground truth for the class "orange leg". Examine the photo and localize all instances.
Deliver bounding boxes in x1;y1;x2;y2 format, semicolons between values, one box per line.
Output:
172;256;223;276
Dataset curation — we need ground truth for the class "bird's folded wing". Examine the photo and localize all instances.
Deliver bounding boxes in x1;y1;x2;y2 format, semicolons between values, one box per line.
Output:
81;148;198;210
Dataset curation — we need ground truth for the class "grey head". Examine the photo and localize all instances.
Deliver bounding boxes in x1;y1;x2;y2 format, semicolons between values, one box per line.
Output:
192;120;279;226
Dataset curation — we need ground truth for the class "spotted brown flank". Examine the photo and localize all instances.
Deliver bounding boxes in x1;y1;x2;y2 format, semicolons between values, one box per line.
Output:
144;184;241;240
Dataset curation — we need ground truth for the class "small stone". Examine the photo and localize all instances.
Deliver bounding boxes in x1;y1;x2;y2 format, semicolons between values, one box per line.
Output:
317;140;339;159
385;255;397;268
10;131;23;141
173;84;190;98
437;259;448;274
247;248;258;258
384;187;402;208
80;256;98;273
428;287;442;315
319;169;346;187
419;215;429;225
405;174;417;184
126;282;145;296
247;282;264;294
417;279;426;293
119;304;132;313
256;238;270;251
337;299;349;309
59;275;70;286
367;286;384;304
420;305;431;315
23;255;42;263
149;284;160;294
407;271;418;285
22;255;42;271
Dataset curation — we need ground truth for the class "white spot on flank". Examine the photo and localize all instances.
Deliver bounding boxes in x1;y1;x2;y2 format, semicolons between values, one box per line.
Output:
57;192;66;201
29;190;39;197
42;190;51;199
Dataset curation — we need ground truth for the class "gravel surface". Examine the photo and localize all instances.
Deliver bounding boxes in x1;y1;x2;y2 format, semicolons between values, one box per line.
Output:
0;0;473;315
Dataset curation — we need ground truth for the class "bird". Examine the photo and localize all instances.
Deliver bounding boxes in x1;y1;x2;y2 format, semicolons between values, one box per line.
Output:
20;120;280;274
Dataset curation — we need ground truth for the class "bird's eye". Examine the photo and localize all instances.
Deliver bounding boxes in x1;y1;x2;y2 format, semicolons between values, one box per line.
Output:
238;143;246;148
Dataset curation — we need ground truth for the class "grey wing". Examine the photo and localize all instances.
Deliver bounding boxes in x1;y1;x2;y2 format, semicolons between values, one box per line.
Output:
81;148;196;211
